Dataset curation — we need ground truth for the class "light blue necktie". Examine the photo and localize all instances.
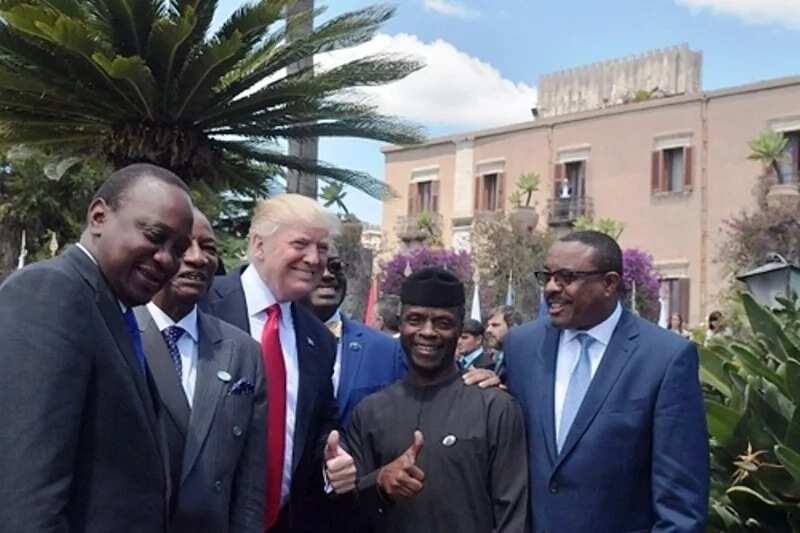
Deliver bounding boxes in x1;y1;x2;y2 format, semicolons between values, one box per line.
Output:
557;332;595;453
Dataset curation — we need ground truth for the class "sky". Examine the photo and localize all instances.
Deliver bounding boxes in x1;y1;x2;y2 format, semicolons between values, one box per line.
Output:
216;0;800;224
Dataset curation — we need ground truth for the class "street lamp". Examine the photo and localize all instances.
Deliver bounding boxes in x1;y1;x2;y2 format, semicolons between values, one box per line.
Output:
736;253;800;308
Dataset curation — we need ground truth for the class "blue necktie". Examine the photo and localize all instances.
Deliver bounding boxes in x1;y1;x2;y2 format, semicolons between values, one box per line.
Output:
161;325;184;381
557;332;595;453
122;308;146;374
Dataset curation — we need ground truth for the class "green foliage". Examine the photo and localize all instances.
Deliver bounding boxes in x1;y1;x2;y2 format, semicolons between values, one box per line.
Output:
572;215;625;239
0;0;425;199
319;180;349;214
749;130;788;184
415;211;442;247
701;291;800;532
509;172;540;208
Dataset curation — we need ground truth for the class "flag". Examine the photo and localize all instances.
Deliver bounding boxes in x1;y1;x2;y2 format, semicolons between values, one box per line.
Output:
16;230;26;270
364;277;378;326
504;270;514;307
470;282;481;321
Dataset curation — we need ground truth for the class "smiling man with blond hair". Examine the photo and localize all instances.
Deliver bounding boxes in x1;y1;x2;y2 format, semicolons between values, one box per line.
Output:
205;194;353;533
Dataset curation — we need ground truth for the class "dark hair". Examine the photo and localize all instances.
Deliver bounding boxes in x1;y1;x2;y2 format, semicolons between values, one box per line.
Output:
93;163;189;210
668;312;683;330
708;310;722;331
462;318;485;336
559;230;623;277
489;305;523;327
376;296;401;332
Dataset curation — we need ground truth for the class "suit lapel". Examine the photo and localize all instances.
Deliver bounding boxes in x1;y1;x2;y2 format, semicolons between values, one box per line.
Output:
292;305;319;473
183;312;230;482
337;318;365;414
205;268;250;334
539;325;560;466
136;307;191;437
554;310;640;470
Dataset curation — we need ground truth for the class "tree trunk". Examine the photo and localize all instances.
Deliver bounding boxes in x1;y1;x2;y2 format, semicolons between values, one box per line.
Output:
285;0;319;199
0;222;21;279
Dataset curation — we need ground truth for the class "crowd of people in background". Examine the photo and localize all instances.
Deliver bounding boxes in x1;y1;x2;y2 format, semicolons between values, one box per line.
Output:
0;163;711;533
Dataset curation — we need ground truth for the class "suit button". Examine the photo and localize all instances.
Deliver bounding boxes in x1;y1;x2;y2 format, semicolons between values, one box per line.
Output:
232;425;243;437
549;482;558;493
214;480;223;493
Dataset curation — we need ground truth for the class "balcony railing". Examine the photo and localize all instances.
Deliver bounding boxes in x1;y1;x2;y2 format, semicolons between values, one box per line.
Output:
396;211;443;242
547;196;594;225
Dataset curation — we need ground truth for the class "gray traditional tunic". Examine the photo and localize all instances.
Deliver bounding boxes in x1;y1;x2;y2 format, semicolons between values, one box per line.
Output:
345;370;528;533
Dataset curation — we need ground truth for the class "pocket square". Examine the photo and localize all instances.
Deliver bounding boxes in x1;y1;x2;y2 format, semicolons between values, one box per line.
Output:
228;378;255;396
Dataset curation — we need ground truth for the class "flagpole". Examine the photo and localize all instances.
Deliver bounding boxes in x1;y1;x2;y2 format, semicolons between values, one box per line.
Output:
16;230;26;270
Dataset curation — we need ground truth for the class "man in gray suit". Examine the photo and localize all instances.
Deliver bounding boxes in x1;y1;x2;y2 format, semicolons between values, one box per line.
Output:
0;164;194;532
137;208;267;533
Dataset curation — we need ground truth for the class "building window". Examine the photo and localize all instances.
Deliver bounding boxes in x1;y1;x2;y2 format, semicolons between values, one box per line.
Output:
407;180;439;215
778;131;800;184
652;146;693;194
661;278;690;325
474;172;505;212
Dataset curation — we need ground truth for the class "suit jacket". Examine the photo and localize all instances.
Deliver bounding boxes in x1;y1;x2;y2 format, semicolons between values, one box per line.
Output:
136;306;267;533
0;245;170;533
204;269;340;533
504;309;709;533
337;317;407;427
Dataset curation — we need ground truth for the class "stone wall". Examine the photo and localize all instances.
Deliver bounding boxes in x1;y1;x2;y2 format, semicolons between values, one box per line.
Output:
538;43;702;117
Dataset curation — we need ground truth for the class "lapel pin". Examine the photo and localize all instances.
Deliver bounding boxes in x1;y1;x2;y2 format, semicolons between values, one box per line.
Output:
349;341;362;352
442;434;457;447
217;370;232;383
307;337;315;347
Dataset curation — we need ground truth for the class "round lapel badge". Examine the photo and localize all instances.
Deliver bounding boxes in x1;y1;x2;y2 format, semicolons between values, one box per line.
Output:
217;370;232;383
442;434;457;447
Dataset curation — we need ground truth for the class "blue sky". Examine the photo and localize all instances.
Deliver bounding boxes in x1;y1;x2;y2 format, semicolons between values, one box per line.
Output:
217;0;800;223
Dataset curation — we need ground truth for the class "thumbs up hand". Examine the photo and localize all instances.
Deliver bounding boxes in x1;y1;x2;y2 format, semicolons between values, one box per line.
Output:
377;430;426;500
324;430;357;494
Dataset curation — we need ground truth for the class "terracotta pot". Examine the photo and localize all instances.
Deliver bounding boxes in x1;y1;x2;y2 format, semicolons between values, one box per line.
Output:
509;206;539;234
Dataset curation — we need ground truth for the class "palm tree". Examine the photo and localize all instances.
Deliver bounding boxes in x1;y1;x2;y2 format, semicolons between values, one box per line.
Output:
0;0;424;199
749;129;789;184
320;180;349;214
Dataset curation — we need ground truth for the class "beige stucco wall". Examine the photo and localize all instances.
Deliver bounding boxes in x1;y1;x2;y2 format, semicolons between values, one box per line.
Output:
381;78;800;327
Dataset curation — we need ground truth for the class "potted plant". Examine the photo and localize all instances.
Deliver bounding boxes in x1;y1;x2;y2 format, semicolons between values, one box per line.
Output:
508;172;540;234
321;181;363;240
748;129;799;209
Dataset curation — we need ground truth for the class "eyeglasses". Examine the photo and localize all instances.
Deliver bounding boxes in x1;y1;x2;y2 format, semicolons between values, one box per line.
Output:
534;269;610;286
326;258;345;274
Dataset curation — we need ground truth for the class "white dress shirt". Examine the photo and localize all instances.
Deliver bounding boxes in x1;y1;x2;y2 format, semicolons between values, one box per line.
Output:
146;302;199;406
325;309;343;397
241;264;298;507
554;303;623;444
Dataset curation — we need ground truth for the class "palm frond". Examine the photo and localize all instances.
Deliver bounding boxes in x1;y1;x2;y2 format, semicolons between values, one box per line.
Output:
87;0;163;57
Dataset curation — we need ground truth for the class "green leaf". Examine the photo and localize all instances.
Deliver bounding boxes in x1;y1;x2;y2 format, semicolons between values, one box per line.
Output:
743;292;800;361
92;54;157;119
147;6;197;99
0;5;59;40
775;444;800;484
706;399;743;447
730;342;791;399
727;485;782;507
700;345;734;397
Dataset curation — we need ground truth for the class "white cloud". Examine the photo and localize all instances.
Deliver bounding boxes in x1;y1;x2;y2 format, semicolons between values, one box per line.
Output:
318;33;537;130
423;0;481;20
675;0;800;29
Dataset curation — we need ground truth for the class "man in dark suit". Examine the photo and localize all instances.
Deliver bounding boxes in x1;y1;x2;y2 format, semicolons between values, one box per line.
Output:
205;194;354;533
456;318;494;370
504;231;709;533
0;164;194;532
299;241;406;426
137;208;266;533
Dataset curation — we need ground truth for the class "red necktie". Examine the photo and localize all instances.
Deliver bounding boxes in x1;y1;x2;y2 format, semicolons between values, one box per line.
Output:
262;304;286;530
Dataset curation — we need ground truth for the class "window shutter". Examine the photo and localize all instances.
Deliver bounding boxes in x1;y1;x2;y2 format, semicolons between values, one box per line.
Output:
651;151;661;194
679;278;690;325
683;146;693;190
579;161;587;197
497;173;505;211
431;181;440;212
407;183;416;215
474;176;482;211
554;163;564;197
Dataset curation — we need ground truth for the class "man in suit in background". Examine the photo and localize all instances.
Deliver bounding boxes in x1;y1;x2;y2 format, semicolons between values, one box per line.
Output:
504;230;708;533
205;194;354;533
299;241;406;427
456;319;494;370
485;304;523;377
137;208;266;533
0;164;194;532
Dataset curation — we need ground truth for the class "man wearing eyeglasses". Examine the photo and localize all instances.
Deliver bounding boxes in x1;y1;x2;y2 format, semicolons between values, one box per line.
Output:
300;242;406;427
504;230;708;533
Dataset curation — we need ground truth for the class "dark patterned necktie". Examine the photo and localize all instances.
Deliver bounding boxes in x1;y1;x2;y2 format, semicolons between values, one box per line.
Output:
161;325;184;380
121;307;146;374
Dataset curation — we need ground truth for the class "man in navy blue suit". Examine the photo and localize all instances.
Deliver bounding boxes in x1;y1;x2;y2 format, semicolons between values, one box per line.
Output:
299;242;405;427
504;230;708;533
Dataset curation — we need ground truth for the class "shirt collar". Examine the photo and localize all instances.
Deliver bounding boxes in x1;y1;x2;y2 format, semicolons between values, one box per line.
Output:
462;347;484;367
325;309;342;326
146;301;199;343
241;264;293;321
563;302;623;347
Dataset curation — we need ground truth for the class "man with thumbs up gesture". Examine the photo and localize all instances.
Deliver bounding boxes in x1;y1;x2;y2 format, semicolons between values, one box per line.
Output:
340;268;529;533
